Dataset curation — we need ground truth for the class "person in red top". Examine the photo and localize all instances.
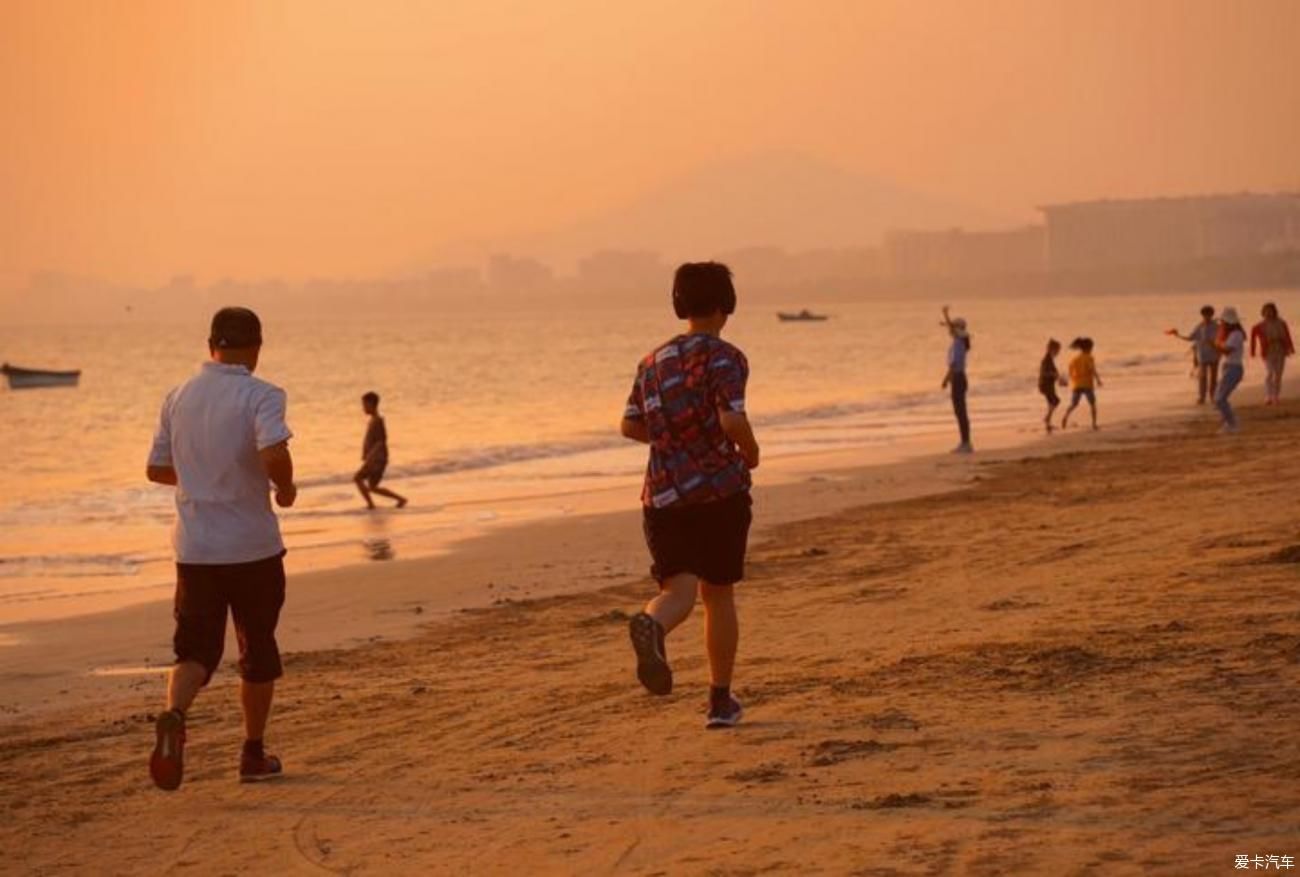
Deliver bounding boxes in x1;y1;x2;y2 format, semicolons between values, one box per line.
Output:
1250;302;1295;405
620;262;760;729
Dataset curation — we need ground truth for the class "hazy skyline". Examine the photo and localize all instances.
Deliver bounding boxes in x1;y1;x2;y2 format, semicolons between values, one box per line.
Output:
3;0;1298;296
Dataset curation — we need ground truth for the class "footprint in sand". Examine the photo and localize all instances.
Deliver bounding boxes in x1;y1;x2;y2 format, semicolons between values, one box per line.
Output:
805;739;898;767
850;792;932;810
981;598;1042;612
1256;544;1300;564
867;710;921;732
854;585;909;602
726;763;787;784
577;609;632;628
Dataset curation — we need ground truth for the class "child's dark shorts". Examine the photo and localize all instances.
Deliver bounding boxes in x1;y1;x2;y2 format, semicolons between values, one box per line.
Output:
1039;382;1060;406
356;460;387;488
642;491;752;586
1071;388;1097;406
173;552;287;685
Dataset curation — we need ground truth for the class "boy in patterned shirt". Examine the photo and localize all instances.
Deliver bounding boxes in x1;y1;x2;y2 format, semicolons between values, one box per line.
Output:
620;262;760;729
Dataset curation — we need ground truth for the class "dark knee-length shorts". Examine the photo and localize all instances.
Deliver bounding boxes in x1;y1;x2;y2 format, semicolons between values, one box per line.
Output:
356;460;387;489
173;552;287;685
643;491;753;586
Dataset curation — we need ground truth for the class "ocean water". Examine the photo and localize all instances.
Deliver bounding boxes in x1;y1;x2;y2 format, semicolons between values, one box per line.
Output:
1;290;1292;624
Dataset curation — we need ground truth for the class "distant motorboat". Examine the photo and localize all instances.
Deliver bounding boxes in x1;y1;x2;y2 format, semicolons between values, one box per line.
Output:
777;309;829;322
2;363;82;389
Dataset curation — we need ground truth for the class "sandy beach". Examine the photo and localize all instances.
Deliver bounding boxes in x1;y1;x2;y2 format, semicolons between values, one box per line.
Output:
3;400;1299;874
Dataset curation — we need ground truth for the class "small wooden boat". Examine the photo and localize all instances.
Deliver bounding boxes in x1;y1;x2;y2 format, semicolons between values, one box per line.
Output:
777;309;829;322
2;363;82;389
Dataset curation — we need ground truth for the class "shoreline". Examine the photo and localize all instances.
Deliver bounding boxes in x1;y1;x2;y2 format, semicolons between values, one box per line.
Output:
0;391;1200;714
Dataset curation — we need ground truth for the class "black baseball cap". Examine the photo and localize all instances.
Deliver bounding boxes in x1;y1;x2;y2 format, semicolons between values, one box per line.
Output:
209;307;263;349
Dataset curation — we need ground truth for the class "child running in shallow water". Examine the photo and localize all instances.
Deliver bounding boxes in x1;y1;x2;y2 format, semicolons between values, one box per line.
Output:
354;392;408;510
1039;338;1067;432
1061;337;1102;430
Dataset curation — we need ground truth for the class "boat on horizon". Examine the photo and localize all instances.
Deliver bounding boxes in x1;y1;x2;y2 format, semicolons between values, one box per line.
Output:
2;363;82;389
777;309;829;322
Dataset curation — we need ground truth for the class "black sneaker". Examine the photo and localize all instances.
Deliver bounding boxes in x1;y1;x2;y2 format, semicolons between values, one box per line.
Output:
628;612;672;696
706;695;744;729
239;752;284;784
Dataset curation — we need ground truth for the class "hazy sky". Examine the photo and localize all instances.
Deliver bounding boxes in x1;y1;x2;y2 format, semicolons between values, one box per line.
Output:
3;0;1298;292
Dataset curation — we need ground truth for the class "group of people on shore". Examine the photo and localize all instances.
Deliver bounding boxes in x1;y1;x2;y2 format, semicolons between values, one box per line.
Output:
938;300;1294;449
1168;302;1294;433
1040;337;1102;433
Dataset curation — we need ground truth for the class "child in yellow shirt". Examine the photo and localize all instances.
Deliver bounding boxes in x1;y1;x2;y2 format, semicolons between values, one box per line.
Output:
1061;337;1103;430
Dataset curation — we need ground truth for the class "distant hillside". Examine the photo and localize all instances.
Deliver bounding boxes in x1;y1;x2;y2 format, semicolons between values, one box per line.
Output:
460;151;1010;267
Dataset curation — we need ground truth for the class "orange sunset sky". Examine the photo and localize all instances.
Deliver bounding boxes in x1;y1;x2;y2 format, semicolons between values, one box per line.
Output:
2;0;1298;296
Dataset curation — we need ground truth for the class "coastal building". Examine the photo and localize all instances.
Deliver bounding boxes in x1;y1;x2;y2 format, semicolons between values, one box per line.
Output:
719;246;885;289
883;226;1047;278
487;253;554;292
575;249;665;291
1039;193;1300;273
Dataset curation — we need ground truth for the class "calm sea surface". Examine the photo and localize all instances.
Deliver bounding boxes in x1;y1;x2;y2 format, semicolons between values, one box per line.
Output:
2;290;1292;624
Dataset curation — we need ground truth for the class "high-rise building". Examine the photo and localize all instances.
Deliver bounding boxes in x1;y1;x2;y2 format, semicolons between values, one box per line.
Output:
1039;193;1300;273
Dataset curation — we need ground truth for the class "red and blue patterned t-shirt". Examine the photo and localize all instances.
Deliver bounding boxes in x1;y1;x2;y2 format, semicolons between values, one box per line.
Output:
624;333;752;509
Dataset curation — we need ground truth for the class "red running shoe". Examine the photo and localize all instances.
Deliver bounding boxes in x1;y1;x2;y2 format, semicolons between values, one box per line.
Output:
149;710;186;791
239;752;284;783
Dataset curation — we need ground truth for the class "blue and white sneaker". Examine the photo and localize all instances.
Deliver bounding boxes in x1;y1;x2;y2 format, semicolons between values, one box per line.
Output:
706;695;744;729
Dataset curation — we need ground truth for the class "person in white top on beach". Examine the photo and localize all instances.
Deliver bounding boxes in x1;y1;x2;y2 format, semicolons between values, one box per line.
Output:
940;306;973;453
1213;306;1247;434
146;307;298;791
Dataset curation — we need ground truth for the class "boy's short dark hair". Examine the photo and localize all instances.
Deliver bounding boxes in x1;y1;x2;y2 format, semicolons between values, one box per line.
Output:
1200;305;1215;318
672;262;736;319
1070;337;1094;353
362;391;380;406
209;307;262;349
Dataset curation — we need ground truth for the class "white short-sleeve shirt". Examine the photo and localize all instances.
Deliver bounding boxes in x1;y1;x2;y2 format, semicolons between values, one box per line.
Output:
149;362;293;564
1223;330;1245;367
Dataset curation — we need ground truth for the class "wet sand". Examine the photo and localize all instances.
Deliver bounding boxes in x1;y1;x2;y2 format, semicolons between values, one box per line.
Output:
2;401;1298;874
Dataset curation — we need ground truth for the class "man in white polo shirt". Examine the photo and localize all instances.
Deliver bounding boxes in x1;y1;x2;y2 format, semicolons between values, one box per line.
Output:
146;307;297;791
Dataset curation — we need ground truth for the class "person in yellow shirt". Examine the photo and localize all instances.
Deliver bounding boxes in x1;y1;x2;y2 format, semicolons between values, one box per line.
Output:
1061;337;1103;430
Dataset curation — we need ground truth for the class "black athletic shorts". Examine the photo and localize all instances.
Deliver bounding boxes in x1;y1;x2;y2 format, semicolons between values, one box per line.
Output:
356;460;387;488
173;552;287;685
642;491;753;586
1039;382;1060;405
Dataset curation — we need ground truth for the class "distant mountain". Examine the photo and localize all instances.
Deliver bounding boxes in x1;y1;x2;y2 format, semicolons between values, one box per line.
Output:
449;151;1010;268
